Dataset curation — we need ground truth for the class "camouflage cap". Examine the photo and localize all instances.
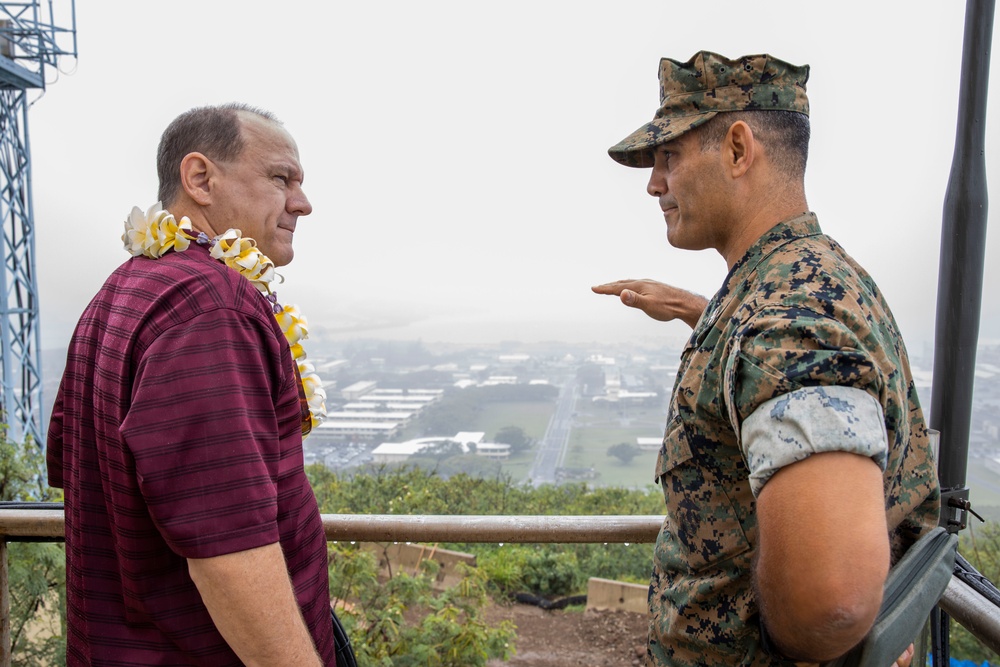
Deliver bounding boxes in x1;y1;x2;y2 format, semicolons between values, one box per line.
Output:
608;51;810;168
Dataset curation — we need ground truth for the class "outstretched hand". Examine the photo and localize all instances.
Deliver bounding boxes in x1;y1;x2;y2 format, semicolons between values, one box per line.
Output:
591;279;708;330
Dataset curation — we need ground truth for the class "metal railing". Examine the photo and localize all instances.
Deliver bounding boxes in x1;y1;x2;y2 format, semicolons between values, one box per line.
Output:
2;507;999;665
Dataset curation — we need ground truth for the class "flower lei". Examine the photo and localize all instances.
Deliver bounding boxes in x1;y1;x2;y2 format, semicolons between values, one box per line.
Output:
122;202;327;436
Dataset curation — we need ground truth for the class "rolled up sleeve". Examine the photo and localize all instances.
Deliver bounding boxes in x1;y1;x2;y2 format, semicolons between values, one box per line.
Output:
741;385;888;496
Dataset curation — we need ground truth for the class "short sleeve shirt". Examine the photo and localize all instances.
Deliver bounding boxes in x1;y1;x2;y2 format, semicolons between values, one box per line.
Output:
47;246;335;666
647;213;940;666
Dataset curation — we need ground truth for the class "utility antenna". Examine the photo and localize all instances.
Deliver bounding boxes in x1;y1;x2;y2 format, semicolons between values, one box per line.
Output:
0;1;76;446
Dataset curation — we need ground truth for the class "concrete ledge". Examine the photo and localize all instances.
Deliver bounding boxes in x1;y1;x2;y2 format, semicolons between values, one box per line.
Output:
365;542;476;590
586;577;647;614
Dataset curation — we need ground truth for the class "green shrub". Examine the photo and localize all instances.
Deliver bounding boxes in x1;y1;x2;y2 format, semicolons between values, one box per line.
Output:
328;543;515;666
520;548;581;597
0;431;66;666
476;545;529;597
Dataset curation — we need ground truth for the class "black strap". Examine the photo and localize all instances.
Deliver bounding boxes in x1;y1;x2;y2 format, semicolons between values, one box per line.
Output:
331;608;358;667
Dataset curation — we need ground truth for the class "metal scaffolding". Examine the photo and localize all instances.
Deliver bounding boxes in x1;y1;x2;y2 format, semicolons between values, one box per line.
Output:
0;2;75;445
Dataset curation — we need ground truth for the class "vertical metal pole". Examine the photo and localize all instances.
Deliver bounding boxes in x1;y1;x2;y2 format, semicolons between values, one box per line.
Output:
929;1;995;661
930;0;996;527
0;90;14;438
0;540;10;667
21;86;42;449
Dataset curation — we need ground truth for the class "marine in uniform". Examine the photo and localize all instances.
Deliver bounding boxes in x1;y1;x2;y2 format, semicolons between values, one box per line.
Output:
594;51;939;665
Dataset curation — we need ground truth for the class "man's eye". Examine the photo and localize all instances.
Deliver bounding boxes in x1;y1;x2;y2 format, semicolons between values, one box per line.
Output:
274;175;288;185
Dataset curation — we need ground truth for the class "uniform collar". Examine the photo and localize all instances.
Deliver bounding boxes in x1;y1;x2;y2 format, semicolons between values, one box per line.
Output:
727;211;821;283
690;212;822;341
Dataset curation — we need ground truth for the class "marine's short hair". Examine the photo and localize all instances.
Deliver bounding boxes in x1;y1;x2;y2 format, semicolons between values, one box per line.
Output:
696;110;810;179
156;103;279;206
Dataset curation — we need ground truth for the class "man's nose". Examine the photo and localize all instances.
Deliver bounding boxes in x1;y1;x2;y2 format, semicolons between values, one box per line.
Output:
289;187;313;216
647;167;667;197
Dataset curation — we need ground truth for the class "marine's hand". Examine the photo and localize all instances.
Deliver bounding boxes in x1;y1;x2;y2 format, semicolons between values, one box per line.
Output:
591;279;707;329
894;643;914;667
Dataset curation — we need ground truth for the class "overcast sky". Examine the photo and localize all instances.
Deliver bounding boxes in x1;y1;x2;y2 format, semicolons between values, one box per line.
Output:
24;1;1000;358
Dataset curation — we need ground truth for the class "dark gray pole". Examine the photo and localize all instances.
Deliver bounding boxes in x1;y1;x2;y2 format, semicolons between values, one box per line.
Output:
931;0;995;531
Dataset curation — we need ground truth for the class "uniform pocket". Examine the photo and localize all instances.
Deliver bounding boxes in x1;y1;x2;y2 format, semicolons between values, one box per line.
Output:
655;416;752;573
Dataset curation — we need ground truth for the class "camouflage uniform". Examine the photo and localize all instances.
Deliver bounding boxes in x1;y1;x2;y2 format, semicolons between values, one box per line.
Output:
647;213;940;666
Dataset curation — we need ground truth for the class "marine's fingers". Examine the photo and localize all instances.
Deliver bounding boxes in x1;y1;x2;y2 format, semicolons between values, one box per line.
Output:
591;280;635;295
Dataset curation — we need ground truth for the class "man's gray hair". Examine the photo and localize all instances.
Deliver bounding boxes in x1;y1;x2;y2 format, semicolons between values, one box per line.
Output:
156;103;280;206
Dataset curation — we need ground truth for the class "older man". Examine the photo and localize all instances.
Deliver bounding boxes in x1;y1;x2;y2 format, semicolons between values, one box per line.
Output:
47;104;335;665
594;52;940;665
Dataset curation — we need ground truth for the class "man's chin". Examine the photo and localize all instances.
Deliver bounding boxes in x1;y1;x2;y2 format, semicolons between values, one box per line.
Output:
261;241;294;267
665;227;685;249
665;230;709;253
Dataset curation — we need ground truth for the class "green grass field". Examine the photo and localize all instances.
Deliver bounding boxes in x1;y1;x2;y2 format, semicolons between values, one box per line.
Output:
563;426;661;489
472;402;554;442
561;399;666;488
471;401;556;483
459;397;669;488
472;397;667;488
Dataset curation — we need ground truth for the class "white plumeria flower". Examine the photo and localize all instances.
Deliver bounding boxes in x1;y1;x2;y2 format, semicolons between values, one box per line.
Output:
123;203;326;438
276;304;309;350
210;229;275;290
122;202;193;258
298;359;327;428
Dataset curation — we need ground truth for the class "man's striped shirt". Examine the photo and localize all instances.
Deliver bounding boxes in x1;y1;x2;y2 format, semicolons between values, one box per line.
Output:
47;245;335;666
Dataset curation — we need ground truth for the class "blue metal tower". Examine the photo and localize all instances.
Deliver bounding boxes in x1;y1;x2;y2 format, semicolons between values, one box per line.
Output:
0;2;76;446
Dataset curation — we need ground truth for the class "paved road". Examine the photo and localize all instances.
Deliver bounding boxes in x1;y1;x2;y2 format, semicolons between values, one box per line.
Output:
528;382;577;486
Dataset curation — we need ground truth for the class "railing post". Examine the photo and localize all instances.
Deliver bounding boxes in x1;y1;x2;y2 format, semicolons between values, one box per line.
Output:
1;540;10;667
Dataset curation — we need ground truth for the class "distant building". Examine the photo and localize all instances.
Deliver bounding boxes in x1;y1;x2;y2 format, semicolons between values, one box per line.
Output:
454;431;486;447
341;380;377;401
367;394;439;406
321;385;445;441
587;354;616;366
371;432;488;463
475;442;512;460
408;389;445;396
319;359;349;373
314;421;400;441
593;390;659;404
483;375;517;385
637;437;662;451
325;411;415;425
370;441;437;464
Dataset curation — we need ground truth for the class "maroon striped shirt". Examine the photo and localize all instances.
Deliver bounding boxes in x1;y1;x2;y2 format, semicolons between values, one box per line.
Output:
47;245;335;666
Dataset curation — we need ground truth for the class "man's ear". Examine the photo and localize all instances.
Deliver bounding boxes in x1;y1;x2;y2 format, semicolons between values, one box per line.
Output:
724;120;755;178
178;152;214;206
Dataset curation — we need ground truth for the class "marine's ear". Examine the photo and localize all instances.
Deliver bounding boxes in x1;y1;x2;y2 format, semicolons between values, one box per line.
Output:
724;120;756;179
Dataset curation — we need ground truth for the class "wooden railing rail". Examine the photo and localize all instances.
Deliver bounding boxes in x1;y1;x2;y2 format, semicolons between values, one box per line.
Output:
2;507;999;664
